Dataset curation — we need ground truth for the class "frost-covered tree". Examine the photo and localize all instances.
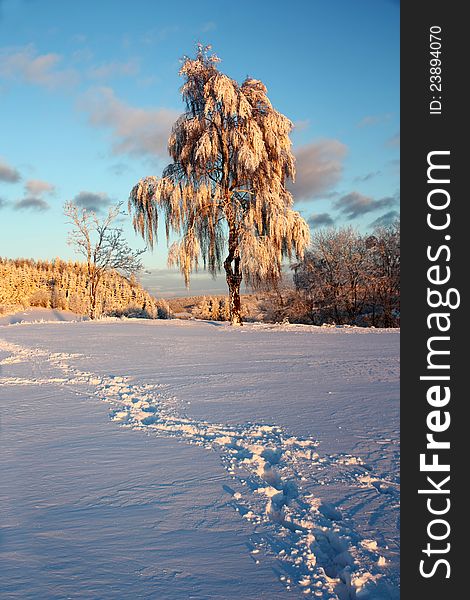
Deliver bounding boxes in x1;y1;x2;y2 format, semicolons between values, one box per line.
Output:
293;223;400;326
218;297;230;321
156;299;171;319
365;220;400;326
64;202;145;319
129;45;310;325
196;296;211;319
0;256;156;318
293;227;369;324
209;296;220;321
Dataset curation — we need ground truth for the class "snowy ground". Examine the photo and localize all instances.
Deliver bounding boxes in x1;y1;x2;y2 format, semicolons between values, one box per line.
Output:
0;317;399;599
0;307;87;326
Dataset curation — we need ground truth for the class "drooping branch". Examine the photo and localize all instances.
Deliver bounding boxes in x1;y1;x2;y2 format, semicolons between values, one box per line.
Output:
128;45;310;324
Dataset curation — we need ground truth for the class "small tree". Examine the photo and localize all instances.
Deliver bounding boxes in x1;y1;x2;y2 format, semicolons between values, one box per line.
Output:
209;296;220;321
293;224;400;326
294;228;369;324
29;289;50;308
365;220;400;326
128;45;310;325
196;296;211;319
50;284;67;310
218;297;230;321
156;299;171;319
64;202;145;319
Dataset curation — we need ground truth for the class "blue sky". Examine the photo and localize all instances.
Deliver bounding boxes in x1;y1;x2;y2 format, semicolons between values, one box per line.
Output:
0;0;399;296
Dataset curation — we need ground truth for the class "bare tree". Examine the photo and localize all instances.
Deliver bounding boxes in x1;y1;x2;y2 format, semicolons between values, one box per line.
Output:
293;224;400;326
293;228;368;324
64;201;145;319
128;45;310;325
365;220;400;326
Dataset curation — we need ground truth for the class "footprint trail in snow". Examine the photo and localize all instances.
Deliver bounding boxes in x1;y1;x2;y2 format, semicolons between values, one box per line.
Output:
0;338;399;599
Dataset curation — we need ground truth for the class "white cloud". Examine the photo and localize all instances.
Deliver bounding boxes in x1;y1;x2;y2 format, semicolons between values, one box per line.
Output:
87;59;139;81
12;177;57;211
385;132;400;147
72;47;94;63
0;44;79;89
293;119;311;132
25;179;56;196
201;21;217;33
289;140;347;201
357;113;392;128
141;25;180;45
80;87;180;159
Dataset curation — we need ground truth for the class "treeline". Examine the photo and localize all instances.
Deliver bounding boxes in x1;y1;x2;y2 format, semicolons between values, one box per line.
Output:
1;223;399;326
194;296;246;321
281;223;399;327
177;224;400;327
0;257;161;318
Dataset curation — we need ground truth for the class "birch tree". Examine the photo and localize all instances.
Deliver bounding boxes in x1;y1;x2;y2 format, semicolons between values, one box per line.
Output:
128;45;310;325
64;201;145;319
293;224;400;326
365;221;400;326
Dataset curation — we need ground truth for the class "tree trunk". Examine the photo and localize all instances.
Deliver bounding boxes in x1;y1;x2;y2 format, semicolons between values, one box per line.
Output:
224;213;243;325
90;286;97;319
226;271;242;326
89;272;101;320
224;252;243;326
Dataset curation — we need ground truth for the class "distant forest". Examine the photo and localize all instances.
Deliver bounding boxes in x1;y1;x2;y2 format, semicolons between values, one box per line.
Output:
0;257;160;318
1;222;399;327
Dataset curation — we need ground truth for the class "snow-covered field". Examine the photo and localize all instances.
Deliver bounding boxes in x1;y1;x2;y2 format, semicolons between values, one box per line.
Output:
0;316;399;599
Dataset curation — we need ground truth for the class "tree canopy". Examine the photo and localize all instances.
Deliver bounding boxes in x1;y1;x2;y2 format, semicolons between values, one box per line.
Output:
129;45;310;324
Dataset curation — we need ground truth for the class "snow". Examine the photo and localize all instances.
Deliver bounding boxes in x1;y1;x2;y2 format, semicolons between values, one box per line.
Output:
0;316;399;599
0;307;87;326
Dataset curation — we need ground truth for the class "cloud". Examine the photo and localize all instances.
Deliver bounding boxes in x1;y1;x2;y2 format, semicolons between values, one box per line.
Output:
108;163;131;176
386;132;400;147
80;87;180;158
354;171;381;183
72;33;87;44
14;197;50;211
201;21;217;33
10;176;56;210
334;191;397;219
289;140;347;201
0;44;79;89
0;158;21;183
369;210;400;228
307;212;335;228
72;47;94;63
87;59;139;80
141;25;180;45
0;196;8;209
72;190;113;213
357;113;392;128
25;179;56;196
293;119;311;132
